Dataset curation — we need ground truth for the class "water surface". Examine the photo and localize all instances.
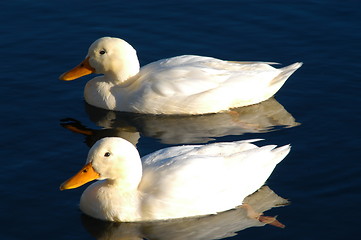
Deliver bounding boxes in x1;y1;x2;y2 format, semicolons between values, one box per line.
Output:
1;1;360;239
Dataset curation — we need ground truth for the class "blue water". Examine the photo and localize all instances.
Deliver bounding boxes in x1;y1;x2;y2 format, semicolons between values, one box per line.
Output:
1;0;360;239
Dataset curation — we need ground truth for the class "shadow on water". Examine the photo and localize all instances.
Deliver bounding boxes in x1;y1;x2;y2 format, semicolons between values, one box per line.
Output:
61;98;300;146
81;186;289;240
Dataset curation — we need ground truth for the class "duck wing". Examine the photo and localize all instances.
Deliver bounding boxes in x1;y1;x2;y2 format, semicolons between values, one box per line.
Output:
130;55;301;114
138;140;290;220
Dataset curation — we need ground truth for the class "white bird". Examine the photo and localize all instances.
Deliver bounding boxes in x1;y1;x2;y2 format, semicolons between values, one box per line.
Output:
59;37;302;115
60;137;290;222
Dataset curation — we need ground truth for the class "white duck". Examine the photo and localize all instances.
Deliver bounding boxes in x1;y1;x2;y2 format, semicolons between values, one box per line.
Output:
60;137;290;222
59;37;302;115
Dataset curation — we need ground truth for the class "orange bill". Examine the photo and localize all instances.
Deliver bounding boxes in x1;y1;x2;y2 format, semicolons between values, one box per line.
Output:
59;57;95;81
60;162;100;190
63;124;94;136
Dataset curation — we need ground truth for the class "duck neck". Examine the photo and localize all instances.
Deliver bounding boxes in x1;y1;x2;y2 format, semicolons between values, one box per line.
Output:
109;156;143;191
107;178;140;191
108;55;140;84
100;179;143;221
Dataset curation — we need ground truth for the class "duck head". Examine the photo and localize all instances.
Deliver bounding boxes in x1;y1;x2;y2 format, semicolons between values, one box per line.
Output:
60;137;142;190
59;37;140;82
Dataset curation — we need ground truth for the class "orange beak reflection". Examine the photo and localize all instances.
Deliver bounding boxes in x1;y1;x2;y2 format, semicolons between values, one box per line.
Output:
59;57;95;81
60;162;100;190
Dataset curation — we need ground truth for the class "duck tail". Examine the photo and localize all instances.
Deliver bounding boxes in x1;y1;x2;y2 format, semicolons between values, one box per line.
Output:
271;144;291;165
271;62;303;85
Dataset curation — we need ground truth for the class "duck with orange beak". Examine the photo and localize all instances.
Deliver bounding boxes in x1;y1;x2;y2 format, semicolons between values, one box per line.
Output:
59;37;302;115
60;137;290;222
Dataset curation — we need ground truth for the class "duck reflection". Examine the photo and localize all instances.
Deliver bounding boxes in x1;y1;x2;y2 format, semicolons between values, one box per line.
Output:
61;98;299;146
81;186;288;240
61;118;141;147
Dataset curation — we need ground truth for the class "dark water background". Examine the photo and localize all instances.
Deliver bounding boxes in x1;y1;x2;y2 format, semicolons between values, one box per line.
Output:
1;0;360;239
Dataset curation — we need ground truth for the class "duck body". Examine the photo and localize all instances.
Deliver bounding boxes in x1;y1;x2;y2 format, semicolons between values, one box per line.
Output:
61;137;290;222
60;37;302;115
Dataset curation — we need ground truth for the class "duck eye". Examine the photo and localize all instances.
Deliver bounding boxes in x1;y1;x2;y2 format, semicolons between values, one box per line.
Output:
99;50;106;55
104;152;111;157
